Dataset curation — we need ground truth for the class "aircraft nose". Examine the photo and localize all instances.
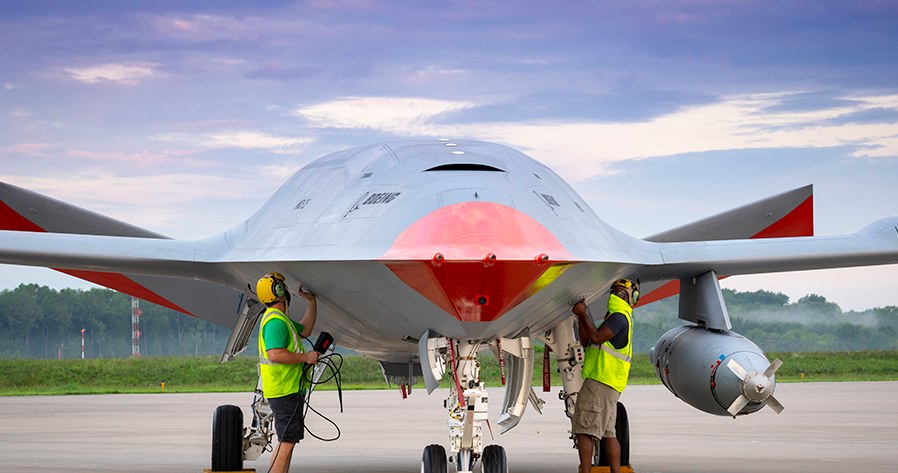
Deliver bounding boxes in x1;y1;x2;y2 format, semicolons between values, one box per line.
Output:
380;201;574;322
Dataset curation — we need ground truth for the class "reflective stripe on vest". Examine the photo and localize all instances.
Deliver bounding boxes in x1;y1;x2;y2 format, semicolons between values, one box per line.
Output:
258;307;306;398
601;343;632;363
581;294;633;393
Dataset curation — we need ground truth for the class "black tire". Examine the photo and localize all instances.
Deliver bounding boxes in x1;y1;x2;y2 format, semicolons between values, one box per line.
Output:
211;404;243;471
616;401;630;466
596;401;630;467
421;443;447;473
481;444;508;473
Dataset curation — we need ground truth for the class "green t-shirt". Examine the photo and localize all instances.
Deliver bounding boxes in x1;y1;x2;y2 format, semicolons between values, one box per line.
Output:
262;317;305;351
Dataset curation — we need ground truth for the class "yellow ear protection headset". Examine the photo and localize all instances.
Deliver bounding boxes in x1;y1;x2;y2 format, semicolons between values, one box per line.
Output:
256;272;290;305
611;278;640;307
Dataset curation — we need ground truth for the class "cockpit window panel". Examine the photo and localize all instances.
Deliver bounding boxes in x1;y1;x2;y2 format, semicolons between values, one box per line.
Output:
424;164;505;172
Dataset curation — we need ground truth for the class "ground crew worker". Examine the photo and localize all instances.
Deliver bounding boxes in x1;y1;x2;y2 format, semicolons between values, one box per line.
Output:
256;272;320;473
570;278;638;473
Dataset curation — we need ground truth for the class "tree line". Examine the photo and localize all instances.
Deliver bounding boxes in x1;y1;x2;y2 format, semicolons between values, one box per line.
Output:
0;284;896;359
632;289;898;352
0;284;232;359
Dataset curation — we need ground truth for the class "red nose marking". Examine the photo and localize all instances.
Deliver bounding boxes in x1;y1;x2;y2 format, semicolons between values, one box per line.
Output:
380;201;573;322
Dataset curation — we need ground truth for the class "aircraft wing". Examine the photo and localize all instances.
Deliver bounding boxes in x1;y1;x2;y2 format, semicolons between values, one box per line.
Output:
636;217;898;282
636;184;814;304
0;182;244;326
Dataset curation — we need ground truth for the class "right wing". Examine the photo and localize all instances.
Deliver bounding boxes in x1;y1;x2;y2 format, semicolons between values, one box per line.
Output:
637;185;814;304
649;218;898;279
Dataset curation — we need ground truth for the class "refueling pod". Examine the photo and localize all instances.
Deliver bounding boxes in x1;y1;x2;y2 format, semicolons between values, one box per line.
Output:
650;325;784;417
646;271;785;417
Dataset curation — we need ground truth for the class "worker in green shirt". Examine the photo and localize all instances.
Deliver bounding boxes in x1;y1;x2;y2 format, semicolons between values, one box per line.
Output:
256;271;319;473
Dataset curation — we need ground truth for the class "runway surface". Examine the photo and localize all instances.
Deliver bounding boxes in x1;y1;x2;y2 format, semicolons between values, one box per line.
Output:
0;382;896;472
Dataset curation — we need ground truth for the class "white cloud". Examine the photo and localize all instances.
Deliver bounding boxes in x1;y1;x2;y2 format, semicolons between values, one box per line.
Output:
851;135;898;158
3;82;22;90
255;162;304;179
0;143;56;157
291;92;898;183
64;148;216;168
63;63;160;86
203;131;314;153
856;94;898;108
294;96;475;134
0;171;265;237
399;65;468;84
154;131;314;154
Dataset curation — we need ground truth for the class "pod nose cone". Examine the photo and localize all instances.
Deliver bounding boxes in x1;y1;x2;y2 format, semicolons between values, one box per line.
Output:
726;358;785;416
742;371;774;402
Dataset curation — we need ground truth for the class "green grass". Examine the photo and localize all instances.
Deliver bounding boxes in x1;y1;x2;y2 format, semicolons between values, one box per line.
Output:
2;350;897;396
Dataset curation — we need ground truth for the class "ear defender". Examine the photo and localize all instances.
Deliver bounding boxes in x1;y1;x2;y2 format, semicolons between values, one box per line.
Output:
256;272;288;304
273;280;286;298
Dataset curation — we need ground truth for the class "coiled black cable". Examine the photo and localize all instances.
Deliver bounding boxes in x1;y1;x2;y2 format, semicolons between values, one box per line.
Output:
265;342;344;473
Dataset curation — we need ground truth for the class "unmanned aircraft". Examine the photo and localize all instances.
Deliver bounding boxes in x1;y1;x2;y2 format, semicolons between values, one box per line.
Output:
1;139;896;473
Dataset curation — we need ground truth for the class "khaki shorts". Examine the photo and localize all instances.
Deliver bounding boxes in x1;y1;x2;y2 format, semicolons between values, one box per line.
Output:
571;378;620;439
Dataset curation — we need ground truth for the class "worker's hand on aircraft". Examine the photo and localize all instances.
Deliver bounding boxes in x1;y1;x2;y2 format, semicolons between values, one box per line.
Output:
572;300;588;317
297;287;316;301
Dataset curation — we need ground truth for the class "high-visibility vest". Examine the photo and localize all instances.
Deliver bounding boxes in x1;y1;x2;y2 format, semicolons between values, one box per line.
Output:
581;294;633;393
258;307;306;398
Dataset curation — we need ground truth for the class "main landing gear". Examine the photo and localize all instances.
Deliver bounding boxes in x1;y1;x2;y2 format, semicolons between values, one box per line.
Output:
419;332;543;473
210;378;275;472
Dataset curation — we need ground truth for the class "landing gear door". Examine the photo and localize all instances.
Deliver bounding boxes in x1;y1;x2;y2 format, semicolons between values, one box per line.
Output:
221;294;264;363
418;329;448;394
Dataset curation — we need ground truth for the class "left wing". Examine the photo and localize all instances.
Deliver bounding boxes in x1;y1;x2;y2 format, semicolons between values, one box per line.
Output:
0;182;243;326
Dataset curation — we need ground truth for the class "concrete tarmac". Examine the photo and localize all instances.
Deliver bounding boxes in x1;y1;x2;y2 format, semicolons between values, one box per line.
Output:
0;382;896;472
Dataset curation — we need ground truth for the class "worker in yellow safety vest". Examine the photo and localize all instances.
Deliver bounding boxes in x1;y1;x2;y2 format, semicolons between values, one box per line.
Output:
570;278;638;473
256;272;319;473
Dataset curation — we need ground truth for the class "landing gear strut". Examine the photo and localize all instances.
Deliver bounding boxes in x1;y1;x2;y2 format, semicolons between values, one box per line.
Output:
419;334;512;473
445;339;489;473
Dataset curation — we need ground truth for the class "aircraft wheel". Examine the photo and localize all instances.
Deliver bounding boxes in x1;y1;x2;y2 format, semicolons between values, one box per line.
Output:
616;402;630;466
211;404;243;471
421;444;447;473
481;444;508;473
596;401;630;467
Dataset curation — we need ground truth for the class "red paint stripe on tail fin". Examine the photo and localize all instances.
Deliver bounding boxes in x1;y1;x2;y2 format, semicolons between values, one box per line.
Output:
641;196;814;305
0;200;44;232
751;195;814;239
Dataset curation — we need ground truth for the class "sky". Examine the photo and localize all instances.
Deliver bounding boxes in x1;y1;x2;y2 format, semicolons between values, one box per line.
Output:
1;0;897;311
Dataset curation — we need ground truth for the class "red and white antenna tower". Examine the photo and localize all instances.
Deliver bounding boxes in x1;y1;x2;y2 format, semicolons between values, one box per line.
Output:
131;298;142;357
